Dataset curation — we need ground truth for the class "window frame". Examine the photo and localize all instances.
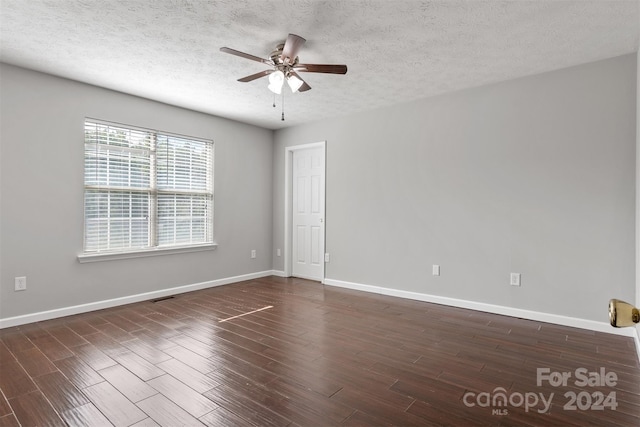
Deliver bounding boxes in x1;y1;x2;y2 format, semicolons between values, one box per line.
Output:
78;118;216;263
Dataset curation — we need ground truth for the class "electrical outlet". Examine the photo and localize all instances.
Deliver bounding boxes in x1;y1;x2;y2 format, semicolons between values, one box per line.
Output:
432;265;440;276
251;250;256;259
324;253;330;263
276;248;281;257
510;273;521;286
15;276;26;291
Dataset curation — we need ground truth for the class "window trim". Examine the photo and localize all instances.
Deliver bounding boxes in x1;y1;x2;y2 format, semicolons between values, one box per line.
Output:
77;242;217;263
80;118;214;261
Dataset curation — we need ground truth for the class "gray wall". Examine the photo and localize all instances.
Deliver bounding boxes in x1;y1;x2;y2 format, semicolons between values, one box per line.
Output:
273;54;637;323
1;54;636;326
0;64;274;319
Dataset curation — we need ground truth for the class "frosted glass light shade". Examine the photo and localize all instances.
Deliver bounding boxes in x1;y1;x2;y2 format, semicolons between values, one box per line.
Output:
268;70;284;94
287;74;303;92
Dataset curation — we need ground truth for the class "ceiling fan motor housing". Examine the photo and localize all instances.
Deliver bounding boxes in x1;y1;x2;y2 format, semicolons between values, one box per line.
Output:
270;43;299;68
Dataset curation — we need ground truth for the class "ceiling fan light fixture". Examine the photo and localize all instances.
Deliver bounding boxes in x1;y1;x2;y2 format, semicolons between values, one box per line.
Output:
221;33;348;111
287;74;303;93
268;70;284;94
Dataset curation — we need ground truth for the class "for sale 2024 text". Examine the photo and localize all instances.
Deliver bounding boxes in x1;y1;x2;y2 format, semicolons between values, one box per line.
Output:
537;367;618;411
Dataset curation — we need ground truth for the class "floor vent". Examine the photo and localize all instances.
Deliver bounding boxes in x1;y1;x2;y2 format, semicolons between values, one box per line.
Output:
150;296;175;303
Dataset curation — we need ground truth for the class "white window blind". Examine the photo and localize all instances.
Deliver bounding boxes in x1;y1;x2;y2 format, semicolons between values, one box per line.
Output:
83;120;213;254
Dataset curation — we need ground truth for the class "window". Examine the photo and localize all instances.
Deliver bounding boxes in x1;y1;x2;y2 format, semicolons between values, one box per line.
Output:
83;119;213;257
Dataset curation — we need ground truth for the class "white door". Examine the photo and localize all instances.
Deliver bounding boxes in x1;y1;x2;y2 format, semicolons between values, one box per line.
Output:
291;147;325;281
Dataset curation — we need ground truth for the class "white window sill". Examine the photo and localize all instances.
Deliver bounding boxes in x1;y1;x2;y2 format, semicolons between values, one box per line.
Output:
77;243;218;263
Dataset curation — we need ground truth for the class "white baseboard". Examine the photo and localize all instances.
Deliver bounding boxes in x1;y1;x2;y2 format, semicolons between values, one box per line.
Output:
270;270;287;277
0;270;275;329
323;278;638;339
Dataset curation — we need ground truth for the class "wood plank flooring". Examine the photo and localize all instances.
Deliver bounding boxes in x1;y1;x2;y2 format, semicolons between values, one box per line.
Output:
1;276;639;426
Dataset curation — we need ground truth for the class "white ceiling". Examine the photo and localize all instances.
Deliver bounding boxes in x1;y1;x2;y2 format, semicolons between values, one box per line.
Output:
1;1;638;130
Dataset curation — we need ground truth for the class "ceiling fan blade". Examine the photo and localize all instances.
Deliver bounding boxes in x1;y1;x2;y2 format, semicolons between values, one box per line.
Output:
281;34;306;64
237;70;274;82
220;47;273;65
290;71;311;92
295;64;348;74
298;81;312;92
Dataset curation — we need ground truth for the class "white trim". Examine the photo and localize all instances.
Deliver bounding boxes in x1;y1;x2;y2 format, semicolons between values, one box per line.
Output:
0;270;273;329
289;273;323;282
271;270;287;277
323;278;638;339
635;49;640;374
77;243;217;263
283;141;326;280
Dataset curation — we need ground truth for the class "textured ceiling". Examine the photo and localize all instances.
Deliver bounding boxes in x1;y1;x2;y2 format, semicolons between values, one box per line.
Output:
1;0;639;130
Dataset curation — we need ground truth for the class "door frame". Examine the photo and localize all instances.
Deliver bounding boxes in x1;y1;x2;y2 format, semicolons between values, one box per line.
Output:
284;141;326;281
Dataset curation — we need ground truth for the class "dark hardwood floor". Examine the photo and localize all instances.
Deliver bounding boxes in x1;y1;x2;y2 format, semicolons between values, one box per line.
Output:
0;276;638;426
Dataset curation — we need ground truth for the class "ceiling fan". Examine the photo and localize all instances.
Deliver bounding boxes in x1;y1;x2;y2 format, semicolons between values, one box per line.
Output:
220;34;348;94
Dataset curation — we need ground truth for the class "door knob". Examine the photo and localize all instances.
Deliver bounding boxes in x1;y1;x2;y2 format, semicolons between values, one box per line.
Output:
608;299;639;327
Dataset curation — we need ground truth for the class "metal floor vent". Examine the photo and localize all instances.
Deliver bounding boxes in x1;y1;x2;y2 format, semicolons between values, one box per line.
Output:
150;296;175;303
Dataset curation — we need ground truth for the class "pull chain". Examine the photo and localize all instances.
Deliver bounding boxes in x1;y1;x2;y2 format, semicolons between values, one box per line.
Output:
281;90;285;121
273;92;276;108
